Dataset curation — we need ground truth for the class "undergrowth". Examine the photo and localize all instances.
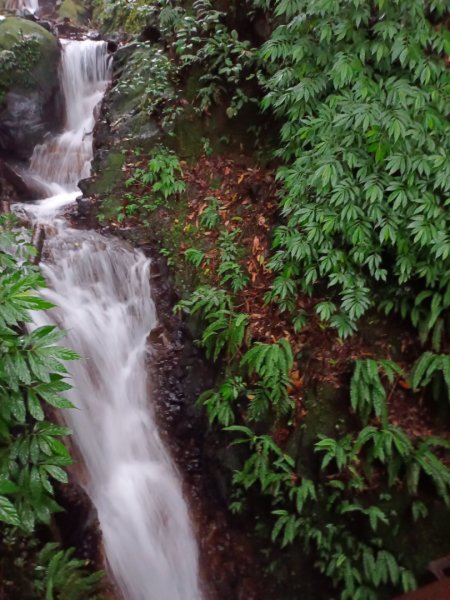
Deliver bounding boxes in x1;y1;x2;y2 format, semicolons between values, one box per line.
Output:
93;0;450;597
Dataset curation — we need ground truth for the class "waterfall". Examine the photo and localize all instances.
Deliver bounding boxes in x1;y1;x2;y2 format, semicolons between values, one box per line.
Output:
28;40;111;204
20;40;202;600
5;0;39;12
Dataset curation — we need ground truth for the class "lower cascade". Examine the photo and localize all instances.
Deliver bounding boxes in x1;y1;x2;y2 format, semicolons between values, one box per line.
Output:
19;37;201;600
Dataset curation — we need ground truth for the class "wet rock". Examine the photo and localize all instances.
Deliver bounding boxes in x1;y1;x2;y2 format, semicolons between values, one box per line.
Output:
149;324;172;351
31;223;45;264
55;479;103;565
140;24;161;43
0;17;63;161
55;17;86;39
0;159;40;200
38;19;59;36
87;30;102;41
106;39;118;53
17;8;37;20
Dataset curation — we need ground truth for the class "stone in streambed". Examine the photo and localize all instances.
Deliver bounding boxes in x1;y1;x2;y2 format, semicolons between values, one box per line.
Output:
0;159;40;200
0;17;62;161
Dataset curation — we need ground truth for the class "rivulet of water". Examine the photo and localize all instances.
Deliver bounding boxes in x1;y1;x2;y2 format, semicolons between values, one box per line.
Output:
20;38;202;600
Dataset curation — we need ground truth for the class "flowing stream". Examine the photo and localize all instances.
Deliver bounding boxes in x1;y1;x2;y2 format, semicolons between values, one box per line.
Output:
20;37;201;600
5;0;39;12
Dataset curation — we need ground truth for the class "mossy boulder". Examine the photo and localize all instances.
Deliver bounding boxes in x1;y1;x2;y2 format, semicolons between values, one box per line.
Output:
57;0;87;25
0;17;62;160
106;44;162;149
91;0;152;35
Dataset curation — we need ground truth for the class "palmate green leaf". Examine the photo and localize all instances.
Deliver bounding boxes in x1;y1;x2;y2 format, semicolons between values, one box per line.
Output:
36;421;72;437
28;389;44;421
25;325;65;348
36;382;75;410
0;479;18;494
0;218;78;544
11;350;32;385
0;494;21;526
30;465;44;498
10;391;26;424
43;465;69;484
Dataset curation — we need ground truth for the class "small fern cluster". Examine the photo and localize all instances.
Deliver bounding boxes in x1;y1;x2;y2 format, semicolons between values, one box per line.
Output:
176;286;248;361
177;284;296;424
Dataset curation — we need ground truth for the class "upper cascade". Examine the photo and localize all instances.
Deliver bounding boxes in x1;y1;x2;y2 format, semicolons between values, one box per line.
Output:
28;39;111;199
5;0;39;12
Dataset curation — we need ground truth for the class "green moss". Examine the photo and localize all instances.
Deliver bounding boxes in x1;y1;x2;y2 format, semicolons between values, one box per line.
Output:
0;17;57;52
57;0;87;24
0;17;59;101
286;382;353;478
92;0;155;34
85;152;126;198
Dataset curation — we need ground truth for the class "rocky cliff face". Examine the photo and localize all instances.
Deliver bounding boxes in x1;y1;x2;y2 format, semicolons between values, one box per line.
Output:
0;16;62;161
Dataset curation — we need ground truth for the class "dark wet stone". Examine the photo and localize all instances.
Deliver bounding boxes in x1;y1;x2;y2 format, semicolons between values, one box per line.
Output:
0;159;40;200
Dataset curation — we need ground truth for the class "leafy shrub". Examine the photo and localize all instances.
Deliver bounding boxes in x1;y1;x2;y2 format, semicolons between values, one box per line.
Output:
410;351;450;399
176;286;248;360
0;216;101;596
199;196;221;229
164;0;259;116
0;38;41;102
257;0;450;338
226;352;450;598
217;228;250;292
0;219;78;530
120;146;186;221
113;44;180;130
241;338;294;419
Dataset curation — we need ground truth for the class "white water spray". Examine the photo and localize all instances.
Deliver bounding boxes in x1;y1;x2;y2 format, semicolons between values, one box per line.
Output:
22;40;201;600
5;0;39;13
28;40;110;203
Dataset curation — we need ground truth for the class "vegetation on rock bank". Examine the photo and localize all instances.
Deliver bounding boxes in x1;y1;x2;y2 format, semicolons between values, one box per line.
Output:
0;216;103;598
80;0;450;598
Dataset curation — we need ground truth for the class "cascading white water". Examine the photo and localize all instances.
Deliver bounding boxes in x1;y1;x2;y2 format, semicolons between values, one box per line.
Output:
28;40;110;203
32;228;201;600
21;39;202;600
5;0;39;13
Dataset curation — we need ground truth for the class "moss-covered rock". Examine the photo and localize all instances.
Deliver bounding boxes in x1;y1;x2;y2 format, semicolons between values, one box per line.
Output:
57;0;88;25
0;17;62;160
91;0;154;35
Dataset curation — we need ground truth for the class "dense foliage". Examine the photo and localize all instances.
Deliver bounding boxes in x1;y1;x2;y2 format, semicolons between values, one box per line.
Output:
258;0;450;341
92;0;450;597
0;216;102;598
0;37;41;102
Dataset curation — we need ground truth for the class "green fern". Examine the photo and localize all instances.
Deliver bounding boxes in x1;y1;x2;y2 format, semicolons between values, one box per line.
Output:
198;376;246;426
241;338;294;418
350;359;402;425
410;352;450;402
34;544;103;600
176;286;248;360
